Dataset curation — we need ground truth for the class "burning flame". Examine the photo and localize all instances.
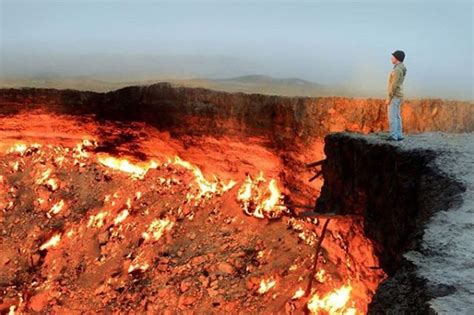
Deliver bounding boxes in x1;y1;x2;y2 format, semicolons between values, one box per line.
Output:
237;174;286;219
307;285;356;315
88;211;109;228
172;156;236;198
128;261;149;273
45;178;59;191
49;200;65;215
142;218;173;241
36;169;52;185
39;234;61;251
292;287;305;300
114;209;129;225
258;277;276;294
98;155;158;179
7;143;28;154
316;269;327;283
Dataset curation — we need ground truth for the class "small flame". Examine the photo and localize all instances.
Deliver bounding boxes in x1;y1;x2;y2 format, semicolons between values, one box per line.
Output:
66;229;75;238
7;143;27;155
258;278;276;294
307;285;356;315
11;161;20;172
40;234;61;250
45;178;59;191
88;211;109;228
316;269;327;283
49;200;65;215
114;209;129;225
55;155;65;166
173;156;236;198
128;262;149;273
72;140;94;160
292;287;305;300
142;218;173;241
36;169;52;185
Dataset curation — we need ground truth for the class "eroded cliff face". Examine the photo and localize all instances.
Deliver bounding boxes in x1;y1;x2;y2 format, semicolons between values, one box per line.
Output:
315;133;471;313
1;83;472;204
1;83;473;148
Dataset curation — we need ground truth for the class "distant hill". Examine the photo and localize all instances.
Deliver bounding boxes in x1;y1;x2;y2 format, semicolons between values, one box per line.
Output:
178;74;336;97
0;74;356;97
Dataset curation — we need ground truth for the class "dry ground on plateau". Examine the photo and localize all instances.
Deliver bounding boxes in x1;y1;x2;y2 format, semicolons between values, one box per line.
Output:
0;113;385;314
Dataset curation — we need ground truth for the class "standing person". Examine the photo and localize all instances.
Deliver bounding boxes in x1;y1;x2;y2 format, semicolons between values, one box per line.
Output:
385;50;407;141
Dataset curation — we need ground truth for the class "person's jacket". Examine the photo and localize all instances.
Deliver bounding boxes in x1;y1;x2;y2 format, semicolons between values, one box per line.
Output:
387;62;407;99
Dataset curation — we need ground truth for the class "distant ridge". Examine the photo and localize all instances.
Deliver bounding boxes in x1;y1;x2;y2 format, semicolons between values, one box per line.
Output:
216;74;321;87
0;74;341;97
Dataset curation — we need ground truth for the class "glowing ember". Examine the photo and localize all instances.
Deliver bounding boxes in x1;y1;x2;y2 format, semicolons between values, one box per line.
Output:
39;234;61;250
142;218;173;241
292;287;305;300
258;278;276;294
98;155;158;179
307;285;356;315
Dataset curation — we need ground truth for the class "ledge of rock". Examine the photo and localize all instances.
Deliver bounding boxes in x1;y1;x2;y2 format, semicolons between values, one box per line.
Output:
316;132;474;313
1;84;473;150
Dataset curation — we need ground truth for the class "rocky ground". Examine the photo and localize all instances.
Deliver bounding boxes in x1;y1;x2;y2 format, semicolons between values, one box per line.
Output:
0;115;385;314
394;133;474;314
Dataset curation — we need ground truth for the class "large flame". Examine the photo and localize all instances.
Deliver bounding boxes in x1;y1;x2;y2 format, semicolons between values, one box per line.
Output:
307;285;357;315
237;173;286;219
98;155;158;179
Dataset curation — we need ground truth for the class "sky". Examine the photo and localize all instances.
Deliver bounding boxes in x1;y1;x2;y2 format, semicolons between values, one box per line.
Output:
1;0;473;99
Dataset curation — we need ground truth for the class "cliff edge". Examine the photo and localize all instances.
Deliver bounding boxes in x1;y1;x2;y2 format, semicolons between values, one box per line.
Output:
316;132;474;313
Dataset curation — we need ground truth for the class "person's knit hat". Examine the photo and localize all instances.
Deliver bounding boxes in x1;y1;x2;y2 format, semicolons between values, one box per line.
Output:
392;50;405;62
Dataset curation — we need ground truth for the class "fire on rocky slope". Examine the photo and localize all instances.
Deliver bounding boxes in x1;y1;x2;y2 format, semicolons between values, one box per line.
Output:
2;84;471;314
0;117;385;314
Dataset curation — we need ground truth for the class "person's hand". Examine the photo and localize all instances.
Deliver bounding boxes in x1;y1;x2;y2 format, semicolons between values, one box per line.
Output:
384;98;391;105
